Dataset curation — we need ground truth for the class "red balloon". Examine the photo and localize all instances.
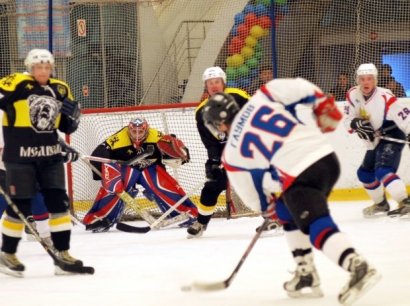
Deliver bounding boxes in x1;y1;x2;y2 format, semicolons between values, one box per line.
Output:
259;15;272;29
237;24;250;39
245;13;258;27
228;36;243;55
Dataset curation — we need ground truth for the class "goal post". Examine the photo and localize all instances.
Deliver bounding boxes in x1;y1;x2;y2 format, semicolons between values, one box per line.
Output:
67;102;258;223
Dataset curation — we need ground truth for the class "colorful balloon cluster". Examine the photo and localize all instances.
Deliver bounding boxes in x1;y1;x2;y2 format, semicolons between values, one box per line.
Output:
225;0;289;89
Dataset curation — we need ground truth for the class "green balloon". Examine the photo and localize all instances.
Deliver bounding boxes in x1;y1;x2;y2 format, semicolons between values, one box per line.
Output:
246;57;259;69
274;0;287;5
237;64;249;77
226;67;238;80
254;51;262;60
256;0;271;6
254;43;262;52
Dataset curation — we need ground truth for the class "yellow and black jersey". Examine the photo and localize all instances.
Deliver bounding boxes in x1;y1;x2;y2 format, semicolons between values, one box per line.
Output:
195;87;250;161
0;72;76;162
90;126;164;179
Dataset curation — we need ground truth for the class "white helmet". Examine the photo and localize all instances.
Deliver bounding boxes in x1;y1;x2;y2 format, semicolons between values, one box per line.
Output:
356;63;378;77
24;49;55;72
202;66;227;84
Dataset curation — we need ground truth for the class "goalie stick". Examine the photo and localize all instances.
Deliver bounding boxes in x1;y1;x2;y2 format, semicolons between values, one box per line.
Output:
379;135;410;144
116;179;207;233
0;185;94;275
181;218;270;292
81;145;155;166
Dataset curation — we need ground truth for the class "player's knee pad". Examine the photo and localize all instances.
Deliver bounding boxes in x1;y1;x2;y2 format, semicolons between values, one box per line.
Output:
6;198;31;218
282;186;330;234
275;199;298;231
41;189;69;214
309;215;339;250
357;167;376;184
200;180;226;206
374;166;398;185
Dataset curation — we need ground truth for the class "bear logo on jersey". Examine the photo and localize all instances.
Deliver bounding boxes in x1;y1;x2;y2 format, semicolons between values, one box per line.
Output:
28;94;61;132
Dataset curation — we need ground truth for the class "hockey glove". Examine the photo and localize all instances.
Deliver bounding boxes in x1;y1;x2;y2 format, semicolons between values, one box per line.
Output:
58;138;79;163
61;98;81;121
350;118;375;142
313;94;342;133
205;159;224;181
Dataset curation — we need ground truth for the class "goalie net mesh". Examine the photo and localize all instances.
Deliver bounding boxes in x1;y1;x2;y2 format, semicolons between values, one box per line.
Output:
68;104;258;222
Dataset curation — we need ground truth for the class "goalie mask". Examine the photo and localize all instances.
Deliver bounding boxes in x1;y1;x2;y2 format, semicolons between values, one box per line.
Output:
128;117;149;148
202;92;239;139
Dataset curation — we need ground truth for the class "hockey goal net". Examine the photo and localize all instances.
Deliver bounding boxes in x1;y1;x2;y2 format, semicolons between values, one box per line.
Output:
68;103;258;223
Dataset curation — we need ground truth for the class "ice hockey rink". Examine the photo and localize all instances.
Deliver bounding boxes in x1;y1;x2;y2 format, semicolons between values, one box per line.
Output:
1;200;409;306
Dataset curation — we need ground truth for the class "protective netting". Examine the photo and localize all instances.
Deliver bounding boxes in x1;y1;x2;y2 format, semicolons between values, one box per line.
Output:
1;0;409;109
69;104;257;222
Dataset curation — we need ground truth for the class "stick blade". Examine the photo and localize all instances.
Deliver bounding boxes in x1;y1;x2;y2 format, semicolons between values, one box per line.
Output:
190;280;228;291
116;222;151;233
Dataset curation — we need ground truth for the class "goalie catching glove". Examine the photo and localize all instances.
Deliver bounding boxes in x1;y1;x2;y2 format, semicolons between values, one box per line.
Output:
350;118;375;142
313;94;342;133
157;134;190;164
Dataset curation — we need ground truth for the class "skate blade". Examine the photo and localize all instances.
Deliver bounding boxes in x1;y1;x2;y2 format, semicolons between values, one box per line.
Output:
0;266;24;278
339;269;381;306
287;286;324;299
363;212;388;219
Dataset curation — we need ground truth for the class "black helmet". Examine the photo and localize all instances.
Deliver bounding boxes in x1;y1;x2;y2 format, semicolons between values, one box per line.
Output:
202;92;240;131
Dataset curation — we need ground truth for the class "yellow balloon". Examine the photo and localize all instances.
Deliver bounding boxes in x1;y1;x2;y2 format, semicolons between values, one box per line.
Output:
230;54;245;68
226;56;234;67
241;46;254;60
250;25;265;39
245;35;257;48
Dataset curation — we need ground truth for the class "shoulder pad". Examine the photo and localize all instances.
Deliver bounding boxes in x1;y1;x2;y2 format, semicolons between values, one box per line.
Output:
106;127;132;149
225;87;251;99
0;73;33;92
145;128;162;143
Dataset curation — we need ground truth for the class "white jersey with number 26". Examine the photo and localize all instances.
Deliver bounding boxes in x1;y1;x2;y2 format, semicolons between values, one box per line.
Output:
222;78;335;212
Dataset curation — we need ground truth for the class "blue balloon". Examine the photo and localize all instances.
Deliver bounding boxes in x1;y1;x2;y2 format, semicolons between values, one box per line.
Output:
254;4;269;16
234;12;245;25
227;80;238;88
249;68;259;79
279;5;289;15
230;25;238;36
244;4;255;14
238;77;251;89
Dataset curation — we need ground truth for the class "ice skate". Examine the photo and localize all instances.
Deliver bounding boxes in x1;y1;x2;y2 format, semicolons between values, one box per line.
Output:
284;261;323;298
0;252;25;278
256;219;283;235
178;217;196;228
187;221;207;239
338;255;381;306
387;198;410;218
54;250;84;275
362;199;389;218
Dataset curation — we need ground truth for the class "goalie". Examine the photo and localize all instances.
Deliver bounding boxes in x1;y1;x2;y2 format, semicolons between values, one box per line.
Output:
83;117;198;232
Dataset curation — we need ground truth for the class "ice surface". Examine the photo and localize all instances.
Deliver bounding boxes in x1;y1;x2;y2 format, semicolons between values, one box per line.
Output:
1;201;409;306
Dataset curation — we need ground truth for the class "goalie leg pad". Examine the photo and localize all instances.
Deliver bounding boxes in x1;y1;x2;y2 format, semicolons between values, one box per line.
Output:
101;163;124;194
139;165;198;217
83;187;124;226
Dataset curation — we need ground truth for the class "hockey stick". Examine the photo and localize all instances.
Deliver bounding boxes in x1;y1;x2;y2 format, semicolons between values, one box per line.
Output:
379;135;410;144
181;218;270;291
80;157;157;225
0;185;94;274
81;145;155;166
116;179;207;233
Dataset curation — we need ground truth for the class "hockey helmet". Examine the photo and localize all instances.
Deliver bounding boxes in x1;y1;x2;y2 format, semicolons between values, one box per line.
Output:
202;92;239;137
202;66;227;85
128;117;149;148
356;63;378;77
24;49;55;72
